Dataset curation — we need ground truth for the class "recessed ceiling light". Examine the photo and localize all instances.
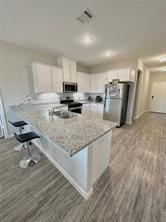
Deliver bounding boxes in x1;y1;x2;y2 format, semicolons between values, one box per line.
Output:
160;66;166;72
80;33;95;45
159;55;166;62
103;50;113;58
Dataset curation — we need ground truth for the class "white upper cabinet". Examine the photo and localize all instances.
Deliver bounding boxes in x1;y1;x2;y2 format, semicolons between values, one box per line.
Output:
60;57;77;82
77;72;91;92
32;62;63;93
70;60;77;82
52;66;63;92
117;68;135;82
107;68;135;82
91;73;107;93
32;63;52;93
107;70;118;82
62;57;71;82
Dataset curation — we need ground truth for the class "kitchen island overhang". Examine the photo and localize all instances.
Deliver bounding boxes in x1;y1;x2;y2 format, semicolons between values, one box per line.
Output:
9;104;116;199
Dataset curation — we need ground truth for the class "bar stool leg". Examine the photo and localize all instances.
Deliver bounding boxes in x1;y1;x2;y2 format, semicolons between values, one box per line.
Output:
14;126;25;151
14;143;25;151
19;142;41;168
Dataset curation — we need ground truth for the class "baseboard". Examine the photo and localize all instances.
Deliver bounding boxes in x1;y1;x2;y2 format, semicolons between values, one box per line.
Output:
125;121;132;125
5;133;14;139
134;110;149;120
33;140;93;200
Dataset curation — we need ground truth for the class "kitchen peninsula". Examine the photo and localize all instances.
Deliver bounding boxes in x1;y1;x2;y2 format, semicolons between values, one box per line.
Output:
9;103;116;199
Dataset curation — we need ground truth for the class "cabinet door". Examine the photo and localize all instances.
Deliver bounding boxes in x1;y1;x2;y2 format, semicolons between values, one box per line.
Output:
70;60;77;82
52;66;63;92
78;72;91;92
82;104;91;115
77;72;84;92
107;70;118;82
83;73;91;92
97;104;104;116
97;73;107;93
62;58;71;82
90;103;97;113
118;69;131;82
91;73;107;93
34;64;52;93
90;74;97;92
130;69;136;82
118;68;135;82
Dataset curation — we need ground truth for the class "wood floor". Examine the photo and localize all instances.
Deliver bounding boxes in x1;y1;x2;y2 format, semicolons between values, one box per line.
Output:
0;112;165;222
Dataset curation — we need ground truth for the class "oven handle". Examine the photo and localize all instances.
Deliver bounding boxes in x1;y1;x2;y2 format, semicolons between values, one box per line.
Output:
69;106;82;111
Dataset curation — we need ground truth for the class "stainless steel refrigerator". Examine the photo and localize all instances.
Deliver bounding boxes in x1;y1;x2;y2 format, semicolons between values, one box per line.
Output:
103;82;129;127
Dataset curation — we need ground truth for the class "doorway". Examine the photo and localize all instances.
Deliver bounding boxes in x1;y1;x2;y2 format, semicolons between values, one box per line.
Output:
149;81;166;113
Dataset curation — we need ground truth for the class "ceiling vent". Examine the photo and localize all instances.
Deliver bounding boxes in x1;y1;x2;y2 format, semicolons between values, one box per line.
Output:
76;8;95;24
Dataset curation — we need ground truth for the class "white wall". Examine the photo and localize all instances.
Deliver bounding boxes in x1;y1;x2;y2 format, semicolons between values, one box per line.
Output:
147;71;166;108
0;41;58;108
134;59;150;118
90;58;138;74
77;63;91;73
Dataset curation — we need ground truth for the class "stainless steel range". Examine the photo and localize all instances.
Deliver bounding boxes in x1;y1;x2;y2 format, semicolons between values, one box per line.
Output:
60;97;83;114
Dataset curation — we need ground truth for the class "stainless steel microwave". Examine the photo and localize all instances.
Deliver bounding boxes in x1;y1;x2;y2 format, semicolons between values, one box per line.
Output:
63;82;78;93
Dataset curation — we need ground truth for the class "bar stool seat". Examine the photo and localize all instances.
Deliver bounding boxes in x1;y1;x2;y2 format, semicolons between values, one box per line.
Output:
14;131;40;143
14;131;41;168
8;120;28;128
9;120;28;151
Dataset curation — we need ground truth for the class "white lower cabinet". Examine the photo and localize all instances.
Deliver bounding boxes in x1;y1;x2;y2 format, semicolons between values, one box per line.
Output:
82;103;104;119
82;103;91;115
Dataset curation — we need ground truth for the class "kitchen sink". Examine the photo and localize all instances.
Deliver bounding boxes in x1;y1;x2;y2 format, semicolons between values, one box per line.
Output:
52;110;65;116
59;112;75;119
52;110;75;119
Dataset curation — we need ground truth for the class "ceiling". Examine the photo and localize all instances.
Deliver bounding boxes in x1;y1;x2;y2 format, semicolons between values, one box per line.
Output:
0;0;166;70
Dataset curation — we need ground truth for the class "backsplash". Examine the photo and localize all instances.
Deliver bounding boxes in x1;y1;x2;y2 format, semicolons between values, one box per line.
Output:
32;92;91;104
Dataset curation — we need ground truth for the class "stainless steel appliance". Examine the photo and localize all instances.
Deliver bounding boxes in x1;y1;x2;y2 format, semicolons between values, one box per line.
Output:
95;95;103;103
63;82;78;93
60;98;82;114
103;82;129;127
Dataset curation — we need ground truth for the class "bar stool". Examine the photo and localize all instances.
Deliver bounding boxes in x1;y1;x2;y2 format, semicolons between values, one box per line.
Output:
8;120;28;151
14;131;41;168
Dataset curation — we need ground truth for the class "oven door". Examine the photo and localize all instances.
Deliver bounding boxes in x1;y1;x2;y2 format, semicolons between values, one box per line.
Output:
69;106;82;114
63;82;78;93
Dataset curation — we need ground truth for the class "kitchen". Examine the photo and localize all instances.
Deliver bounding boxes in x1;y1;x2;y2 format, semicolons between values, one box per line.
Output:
0;1;166;222
7;58;134;199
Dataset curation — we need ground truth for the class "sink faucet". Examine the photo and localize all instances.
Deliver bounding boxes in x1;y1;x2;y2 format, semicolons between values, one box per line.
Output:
25;94;32;104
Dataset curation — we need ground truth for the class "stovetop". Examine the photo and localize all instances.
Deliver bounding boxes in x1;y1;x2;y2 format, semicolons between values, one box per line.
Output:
60;99;74;105
60;99;82;107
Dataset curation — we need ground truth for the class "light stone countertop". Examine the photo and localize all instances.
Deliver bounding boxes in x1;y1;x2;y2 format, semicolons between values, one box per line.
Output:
10;104;116;156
